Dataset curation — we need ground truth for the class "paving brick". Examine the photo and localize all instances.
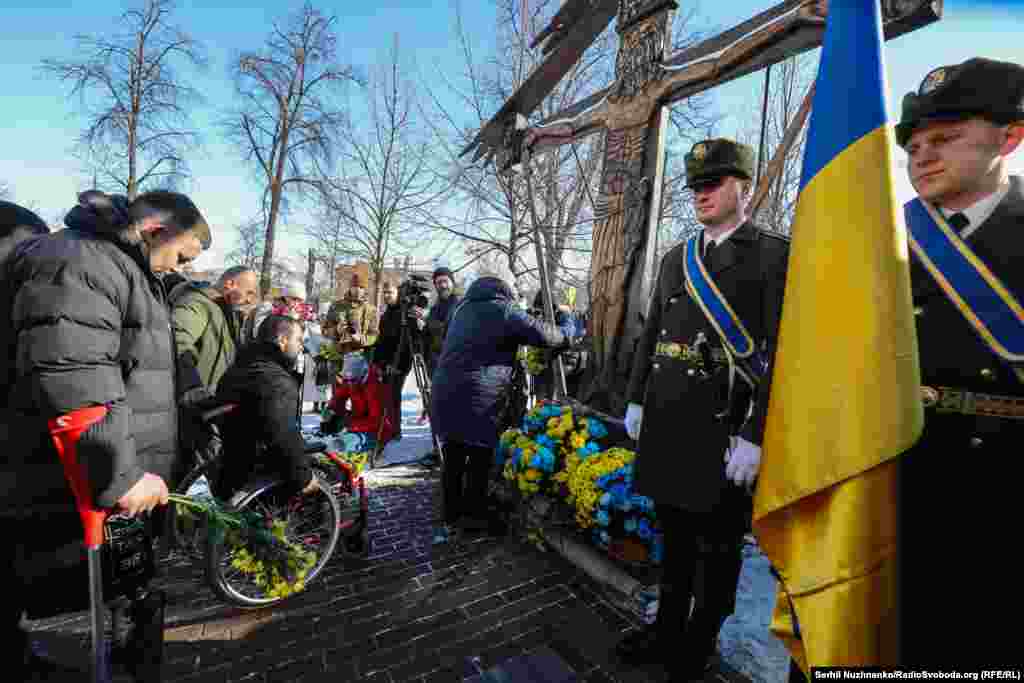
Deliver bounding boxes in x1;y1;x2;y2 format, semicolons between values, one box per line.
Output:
374;608;466;651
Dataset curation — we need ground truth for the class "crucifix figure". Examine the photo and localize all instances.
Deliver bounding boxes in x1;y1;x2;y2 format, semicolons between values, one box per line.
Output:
462;0;942;415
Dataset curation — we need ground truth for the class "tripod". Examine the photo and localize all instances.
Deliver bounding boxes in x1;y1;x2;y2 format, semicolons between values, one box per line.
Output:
372;308;445;469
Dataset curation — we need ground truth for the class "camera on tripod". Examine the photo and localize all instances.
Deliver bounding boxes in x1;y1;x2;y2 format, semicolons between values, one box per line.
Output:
398;274;431;317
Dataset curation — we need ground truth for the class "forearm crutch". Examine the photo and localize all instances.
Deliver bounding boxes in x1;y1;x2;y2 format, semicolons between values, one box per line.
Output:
48;405;112;683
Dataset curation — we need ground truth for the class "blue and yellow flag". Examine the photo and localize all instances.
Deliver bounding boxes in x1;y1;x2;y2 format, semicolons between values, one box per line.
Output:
752;0;924;670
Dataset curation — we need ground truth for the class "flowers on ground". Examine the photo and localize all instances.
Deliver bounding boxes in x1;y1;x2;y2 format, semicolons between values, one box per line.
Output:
496;401;662;563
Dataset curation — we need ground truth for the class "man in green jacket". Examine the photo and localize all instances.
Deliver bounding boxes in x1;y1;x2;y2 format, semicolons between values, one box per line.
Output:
172;265;259;402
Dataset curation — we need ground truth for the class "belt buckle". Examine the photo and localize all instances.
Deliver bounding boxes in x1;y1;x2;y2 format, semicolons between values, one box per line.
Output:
935;387;966;414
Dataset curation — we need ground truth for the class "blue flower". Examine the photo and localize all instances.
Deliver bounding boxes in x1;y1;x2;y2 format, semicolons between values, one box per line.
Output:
650;536;664;563
598;530;610;545
632;495;653;513
638;519;653;540
586;418;608;439
596;510;610;526
536;435;553;448
530;453;542;469
599;492;611;507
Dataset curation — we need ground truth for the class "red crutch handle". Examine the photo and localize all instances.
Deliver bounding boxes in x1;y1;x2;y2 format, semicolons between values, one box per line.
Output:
48;405;110;549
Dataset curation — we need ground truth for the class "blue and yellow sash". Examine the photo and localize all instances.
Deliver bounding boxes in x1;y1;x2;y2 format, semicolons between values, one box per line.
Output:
904;198;1024;364
683;234;764;382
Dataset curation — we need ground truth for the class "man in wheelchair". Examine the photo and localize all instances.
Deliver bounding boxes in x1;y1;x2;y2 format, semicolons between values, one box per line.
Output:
319;353;395;458
213;314;318;500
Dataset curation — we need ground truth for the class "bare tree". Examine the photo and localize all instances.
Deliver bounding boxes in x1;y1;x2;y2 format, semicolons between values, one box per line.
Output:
426;0;716;306
39;0;206;199
223;1;361;296
739;55;816;236
224;216;266;271
321;36;450;307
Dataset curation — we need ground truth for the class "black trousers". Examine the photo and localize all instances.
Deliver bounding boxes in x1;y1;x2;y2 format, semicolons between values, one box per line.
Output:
653;503;745;653
897;413;1018;667
441;440;492;525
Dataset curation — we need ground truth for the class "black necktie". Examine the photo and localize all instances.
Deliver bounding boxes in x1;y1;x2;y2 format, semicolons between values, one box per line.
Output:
703;239;717;267
947;212;969;234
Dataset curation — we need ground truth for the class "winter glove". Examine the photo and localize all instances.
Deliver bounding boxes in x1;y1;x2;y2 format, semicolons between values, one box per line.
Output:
724;436;761;493
625;403;643;441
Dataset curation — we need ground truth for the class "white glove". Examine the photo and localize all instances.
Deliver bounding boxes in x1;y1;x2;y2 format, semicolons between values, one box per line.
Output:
625;403;643;441
724;436;762;493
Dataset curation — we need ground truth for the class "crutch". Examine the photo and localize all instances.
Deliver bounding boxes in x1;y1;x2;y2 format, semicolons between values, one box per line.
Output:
48;405;112;683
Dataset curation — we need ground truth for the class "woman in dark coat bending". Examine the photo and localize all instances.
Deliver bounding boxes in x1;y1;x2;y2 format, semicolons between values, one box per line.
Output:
431;269;572;534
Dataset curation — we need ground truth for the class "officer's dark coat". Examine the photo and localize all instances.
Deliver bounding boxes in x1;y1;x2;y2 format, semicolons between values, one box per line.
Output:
900;176;1024;666
626;221;789;520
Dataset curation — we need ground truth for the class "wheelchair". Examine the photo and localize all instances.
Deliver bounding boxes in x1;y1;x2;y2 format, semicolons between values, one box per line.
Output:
169;401;369;609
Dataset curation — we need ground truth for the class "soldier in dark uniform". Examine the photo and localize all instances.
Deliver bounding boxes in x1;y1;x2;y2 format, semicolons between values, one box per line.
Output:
617;139;790;679
896;57;1024;667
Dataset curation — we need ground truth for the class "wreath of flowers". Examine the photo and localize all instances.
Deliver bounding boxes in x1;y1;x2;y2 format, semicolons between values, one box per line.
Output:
497;402;662;563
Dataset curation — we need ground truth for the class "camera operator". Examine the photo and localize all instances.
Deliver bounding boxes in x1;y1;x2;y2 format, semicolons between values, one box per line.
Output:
431;265;573;537
373;275;431;442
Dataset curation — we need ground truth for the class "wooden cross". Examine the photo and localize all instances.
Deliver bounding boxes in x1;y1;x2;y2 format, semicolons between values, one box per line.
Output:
461;0;943;415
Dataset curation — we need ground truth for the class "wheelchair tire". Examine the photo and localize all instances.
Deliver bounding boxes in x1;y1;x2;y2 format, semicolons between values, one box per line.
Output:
204;471;341;608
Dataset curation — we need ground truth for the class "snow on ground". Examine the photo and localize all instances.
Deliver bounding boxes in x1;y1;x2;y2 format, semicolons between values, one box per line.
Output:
304;378;790;682
301;372;434;468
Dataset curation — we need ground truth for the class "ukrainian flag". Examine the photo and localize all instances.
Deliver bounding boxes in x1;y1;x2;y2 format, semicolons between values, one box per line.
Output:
752;0;924;671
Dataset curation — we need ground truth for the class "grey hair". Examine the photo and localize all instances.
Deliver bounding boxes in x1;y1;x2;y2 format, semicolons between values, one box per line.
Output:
217;265;255;287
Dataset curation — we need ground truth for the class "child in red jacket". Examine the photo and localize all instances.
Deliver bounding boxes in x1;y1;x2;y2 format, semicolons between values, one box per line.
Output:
322;354;395;452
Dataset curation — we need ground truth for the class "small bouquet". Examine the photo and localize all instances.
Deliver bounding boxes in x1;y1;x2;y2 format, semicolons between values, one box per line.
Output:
317;341;344;362
314;450;370;479
523;347;547;376
169;493;317;599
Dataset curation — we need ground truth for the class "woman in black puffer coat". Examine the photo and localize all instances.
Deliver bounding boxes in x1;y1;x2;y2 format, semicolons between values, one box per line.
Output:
431;273;572;532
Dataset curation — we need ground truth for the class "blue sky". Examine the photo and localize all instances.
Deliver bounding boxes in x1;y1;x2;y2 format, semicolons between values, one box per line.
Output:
1;0;1021;271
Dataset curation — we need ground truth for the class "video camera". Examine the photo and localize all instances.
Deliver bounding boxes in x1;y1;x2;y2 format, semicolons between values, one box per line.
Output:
398;274;431;312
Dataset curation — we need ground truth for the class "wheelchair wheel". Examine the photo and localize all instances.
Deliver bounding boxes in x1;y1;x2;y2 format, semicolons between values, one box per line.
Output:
205;471;341;608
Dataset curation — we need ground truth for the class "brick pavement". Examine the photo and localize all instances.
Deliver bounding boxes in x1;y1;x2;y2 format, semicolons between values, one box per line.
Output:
27;464;754;683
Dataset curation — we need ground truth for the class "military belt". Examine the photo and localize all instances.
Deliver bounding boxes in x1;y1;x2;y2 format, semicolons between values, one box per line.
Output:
654;342;728;365
921;386;1024;420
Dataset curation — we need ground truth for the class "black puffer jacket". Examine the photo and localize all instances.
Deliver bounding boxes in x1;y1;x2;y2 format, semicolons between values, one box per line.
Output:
431;277;572;449
0;201;179;513
214;342;312;498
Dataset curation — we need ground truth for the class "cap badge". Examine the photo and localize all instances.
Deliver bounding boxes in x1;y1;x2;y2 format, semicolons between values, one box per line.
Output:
692;142;707;160
920;67;948;95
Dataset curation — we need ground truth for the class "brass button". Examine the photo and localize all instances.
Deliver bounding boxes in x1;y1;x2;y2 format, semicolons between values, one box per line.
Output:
669;297;678;304
661;329;668;337
969;437;983;449
687;369;695;376
980;368;994;380
913;306;924;316
652;363;660;371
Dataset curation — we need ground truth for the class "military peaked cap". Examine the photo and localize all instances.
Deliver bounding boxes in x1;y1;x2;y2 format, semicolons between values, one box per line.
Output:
684;138;755;188
896;57;1024;147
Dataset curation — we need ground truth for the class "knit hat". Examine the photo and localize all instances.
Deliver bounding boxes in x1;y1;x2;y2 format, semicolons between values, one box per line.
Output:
433;266;454;282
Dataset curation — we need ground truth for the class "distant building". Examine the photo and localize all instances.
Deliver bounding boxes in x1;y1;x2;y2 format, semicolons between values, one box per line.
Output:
332;257;435;303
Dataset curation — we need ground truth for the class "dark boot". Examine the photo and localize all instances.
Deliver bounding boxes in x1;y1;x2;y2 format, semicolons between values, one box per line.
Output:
120;590;166;682
614;625;679;664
